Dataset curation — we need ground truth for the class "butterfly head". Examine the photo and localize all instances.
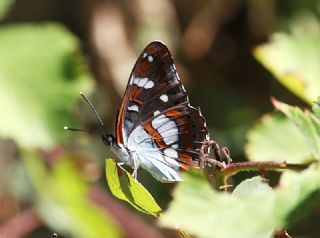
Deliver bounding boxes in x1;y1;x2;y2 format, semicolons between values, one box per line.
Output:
101;133;116;147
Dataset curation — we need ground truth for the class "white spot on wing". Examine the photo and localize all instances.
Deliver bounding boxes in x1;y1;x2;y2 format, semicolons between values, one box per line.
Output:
137;77;148;87
164;148;178;158
152;115;169;129
162;128;178;145
172;144;179;149
160;94;168;102
143;52;148;58
158;121;176;134
144;80;154;89
128;105;139;112
154;110;160;116
133;77;154;89
148;55;154;62
133;77;140;85
129;75;134;85
154;115;178;145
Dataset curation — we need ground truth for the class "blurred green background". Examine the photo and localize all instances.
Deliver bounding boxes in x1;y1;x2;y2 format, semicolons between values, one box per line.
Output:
0;0;320;237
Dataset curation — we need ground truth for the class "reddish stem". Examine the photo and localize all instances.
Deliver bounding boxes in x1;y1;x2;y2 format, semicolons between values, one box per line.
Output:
222;161;309;176
89;187;168;238
215;161;310;189
222;161;286;176
0;207;42;238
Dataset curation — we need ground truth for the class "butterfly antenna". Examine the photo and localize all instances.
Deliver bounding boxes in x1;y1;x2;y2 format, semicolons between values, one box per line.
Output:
64;126;90;133
79;92;108;133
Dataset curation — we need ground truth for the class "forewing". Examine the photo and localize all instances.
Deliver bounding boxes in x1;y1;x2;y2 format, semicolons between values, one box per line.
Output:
116;41;208;168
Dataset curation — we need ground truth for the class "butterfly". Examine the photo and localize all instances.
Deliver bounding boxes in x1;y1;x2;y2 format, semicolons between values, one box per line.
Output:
97;41;209;183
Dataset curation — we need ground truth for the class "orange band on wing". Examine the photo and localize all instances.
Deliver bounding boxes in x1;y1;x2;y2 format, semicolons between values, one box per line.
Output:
134;61;149;77
165;109;183;117
179;162;190;170
144;122;166;149
129;86;144;104
179;153;193;164
116;100;125;144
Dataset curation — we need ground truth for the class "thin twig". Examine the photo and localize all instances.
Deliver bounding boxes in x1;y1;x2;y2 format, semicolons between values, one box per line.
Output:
201;140;311;189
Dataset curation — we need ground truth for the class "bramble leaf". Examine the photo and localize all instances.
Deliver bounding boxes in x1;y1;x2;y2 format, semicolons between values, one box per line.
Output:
246;114;313;163
160;168;320;238
232;176;272;198
105;159;162;217
273;98;320;160
254;15;320;103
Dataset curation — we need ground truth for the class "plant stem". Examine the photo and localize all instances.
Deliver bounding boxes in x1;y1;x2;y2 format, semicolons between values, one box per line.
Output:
0;207;42;238
215;161;310;189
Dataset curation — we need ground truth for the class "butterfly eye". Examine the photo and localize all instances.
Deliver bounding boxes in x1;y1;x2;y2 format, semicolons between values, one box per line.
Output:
101;134;114;146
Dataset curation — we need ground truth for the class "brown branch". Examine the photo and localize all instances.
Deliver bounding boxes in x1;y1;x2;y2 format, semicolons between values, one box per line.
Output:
223;161;287;176
212;161;310;189
201;140;311;189
221;161;309;178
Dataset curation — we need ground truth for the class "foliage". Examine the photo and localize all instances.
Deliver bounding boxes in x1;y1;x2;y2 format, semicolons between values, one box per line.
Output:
254;14;320;104
159;169;320;238
246;114;313;163
272;98;320;159
0;0;12;19
105;159;162;217
24;151;122;238
0;23;92;149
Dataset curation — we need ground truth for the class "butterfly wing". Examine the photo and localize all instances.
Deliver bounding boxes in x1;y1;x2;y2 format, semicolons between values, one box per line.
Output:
116;41;208;176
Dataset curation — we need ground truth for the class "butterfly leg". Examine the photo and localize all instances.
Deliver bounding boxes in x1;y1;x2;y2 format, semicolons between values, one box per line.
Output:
221;147;232;164
116;162;126;172
209;140;232;166
132;168;138;181
200;140;226;169
131;153;140;181
212;141;222;161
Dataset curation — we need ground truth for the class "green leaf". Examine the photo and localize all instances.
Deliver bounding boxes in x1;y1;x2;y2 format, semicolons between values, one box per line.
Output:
23;151;122;238
0;0;12;19
160;169;320;238
105;159;162;217
254;15;320;103
312;97;320;118
232;176;272;198
246;113;313;163
273;98;320;159
0;23;92;149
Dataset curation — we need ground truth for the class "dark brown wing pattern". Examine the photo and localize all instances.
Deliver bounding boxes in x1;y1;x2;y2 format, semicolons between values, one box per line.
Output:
116;41;208;169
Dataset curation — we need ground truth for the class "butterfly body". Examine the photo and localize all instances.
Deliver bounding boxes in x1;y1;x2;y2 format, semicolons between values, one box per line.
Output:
103;41;209;183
